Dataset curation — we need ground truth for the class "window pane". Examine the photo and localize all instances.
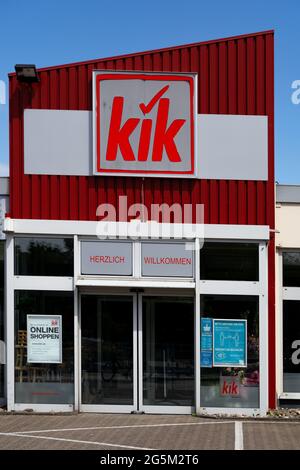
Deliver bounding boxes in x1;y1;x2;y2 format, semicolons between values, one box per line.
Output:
200;242;259;281
200;295;259;408
283;300;300;393
283;252;300;287
15;291;74;404
15;237;73;276
0;242;4;398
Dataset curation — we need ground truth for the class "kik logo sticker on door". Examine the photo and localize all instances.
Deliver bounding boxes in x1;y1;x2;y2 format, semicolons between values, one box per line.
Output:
93;72;196;176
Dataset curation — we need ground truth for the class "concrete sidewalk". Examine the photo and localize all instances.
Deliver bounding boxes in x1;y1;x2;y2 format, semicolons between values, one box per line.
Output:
0;413;299;450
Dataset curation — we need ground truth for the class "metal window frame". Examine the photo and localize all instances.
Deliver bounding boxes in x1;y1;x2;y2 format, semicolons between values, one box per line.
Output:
4;221;269;415
0;239;6;405
278;248;300;400
198;242;268;417
6;235;76;411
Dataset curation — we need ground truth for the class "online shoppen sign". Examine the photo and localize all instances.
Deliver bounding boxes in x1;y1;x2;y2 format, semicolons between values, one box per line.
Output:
93;71;197;177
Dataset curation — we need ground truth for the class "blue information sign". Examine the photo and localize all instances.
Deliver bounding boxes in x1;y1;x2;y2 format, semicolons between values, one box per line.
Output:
201;350;213;367
201;318;213;367
213;319;247;367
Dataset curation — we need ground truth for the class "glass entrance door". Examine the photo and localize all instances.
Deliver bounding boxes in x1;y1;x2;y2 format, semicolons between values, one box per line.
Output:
140;296;194;413
80;293;194;413
80;294;137;412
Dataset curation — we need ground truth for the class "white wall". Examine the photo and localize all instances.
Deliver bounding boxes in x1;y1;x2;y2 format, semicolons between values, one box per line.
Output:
276;203;300;248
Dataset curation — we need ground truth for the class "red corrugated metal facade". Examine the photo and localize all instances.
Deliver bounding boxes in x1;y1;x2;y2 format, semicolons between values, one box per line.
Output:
9;30;274;227
8;30;276;407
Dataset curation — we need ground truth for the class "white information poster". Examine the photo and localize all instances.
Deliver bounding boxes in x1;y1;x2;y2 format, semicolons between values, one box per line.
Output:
27;315;62;364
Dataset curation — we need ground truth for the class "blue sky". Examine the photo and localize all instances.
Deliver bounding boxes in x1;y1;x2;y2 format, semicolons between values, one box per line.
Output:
0;0;299;183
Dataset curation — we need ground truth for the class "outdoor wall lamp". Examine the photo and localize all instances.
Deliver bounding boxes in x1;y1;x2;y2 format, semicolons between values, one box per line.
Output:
15;64;39;83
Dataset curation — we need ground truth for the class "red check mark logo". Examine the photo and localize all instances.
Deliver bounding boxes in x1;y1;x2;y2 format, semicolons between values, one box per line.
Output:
139;85;169;115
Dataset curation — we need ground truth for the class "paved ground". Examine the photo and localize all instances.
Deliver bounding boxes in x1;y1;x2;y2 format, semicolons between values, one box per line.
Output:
0;413;299;450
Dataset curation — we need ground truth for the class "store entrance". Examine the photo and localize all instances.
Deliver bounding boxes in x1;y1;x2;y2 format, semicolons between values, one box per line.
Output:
80;292;194;413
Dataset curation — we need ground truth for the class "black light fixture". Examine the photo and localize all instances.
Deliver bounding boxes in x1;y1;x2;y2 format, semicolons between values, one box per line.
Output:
15;64;39;83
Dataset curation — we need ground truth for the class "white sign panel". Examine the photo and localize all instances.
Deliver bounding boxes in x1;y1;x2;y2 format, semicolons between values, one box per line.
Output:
93;71;197;177
27;315;62;364
81;241;133;275
141;242;194;278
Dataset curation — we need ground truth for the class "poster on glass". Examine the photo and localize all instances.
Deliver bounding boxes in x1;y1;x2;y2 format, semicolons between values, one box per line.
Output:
200;318;213;367
213;319;247;368
27;315;62;363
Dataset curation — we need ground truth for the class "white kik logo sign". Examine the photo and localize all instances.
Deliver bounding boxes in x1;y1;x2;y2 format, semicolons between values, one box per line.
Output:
93;72;196;177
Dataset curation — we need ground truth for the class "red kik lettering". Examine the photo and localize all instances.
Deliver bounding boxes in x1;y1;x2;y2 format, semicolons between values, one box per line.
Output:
106;97;139;161
152;98;185;162
231;381;238;395
222;381;229;395
138;119;152;161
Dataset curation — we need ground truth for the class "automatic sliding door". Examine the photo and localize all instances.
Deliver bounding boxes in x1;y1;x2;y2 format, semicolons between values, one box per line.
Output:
80;293;194;412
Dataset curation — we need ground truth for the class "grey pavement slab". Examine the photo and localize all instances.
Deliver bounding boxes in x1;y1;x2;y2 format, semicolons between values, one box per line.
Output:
0;413;299;450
